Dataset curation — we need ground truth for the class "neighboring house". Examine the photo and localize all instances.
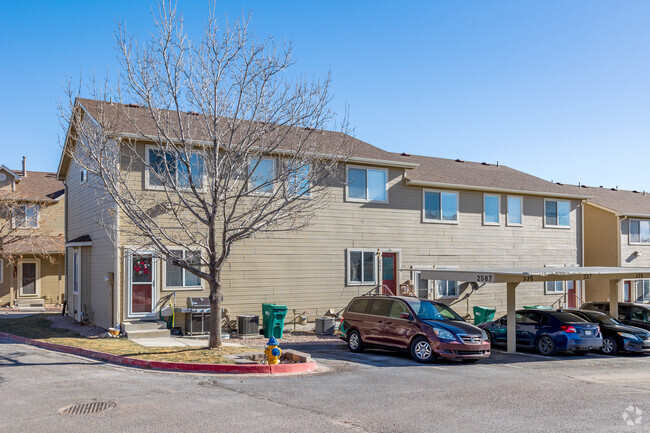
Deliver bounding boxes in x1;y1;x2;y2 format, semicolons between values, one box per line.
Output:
0;160;65;307
556;184;650;305
57;99;590;331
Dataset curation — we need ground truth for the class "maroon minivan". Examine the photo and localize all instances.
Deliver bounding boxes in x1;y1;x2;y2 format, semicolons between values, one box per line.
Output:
339;295;491;363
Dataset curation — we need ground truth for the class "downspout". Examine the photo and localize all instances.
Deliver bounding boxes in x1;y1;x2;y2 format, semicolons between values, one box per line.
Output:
63;181;69;316
580;201;585;301
114;199;121;327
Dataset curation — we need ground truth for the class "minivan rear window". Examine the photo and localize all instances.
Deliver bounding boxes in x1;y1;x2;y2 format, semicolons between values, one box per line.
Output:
348;298;372;314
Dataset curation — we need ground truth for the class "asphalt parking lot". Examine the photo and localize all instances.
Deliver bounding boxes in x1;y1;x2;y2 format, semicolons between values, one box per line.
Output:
1;338;649;433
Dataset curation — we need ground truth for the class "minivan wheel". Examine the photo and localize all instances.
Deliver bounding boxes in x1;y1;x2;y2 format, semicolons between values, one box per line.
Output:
347;330;364;353
411;336;435;363
536;335;556;356
601;336;618;355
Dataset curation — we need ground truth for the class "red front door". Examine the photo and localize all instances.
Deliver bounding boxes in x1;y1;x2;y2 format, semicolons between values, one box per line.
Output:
623;281;633;302
381;253;397;295
567;280;577;308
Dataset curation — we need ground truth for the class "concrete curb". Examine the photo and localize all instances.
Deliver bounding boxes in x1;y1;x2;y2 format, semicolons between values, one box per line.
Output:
0;331;318;375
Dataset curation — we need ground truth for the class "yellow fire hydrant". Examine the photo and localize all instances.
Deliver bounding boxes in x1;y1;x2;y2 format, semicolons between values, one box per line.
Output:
264;336;282;365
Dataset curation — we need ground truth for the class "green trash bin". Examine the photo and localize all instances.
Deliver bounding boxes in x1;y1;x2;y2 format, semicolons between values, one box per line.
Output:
473;306;497;325
523;305;554;310
262;303;288;339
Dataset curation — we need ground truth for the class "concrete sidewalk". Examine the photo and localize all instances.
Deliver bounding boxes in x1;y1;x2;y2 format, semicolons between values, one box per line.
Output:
130;335;247;348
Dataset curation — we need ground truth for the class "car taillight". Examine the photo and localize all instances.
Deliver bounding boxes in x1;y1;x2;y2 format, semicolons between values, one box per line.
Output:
596;326;600;334
561;325;576;333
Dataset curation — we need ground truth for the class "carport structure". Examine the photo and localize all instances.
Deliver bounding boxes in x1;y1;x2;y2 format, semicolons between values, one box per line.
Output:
409;266;650;353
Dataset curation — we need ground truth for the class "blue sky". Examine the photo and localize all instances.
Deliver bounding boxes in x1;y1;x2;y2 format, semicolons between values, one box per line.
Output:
2;1;650;190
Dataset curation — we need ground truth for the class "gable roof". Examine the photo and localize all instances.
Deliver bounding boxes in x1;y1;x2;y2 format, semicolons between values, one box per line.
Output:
552;184;650;217
9;171;64;202
394;153;590;199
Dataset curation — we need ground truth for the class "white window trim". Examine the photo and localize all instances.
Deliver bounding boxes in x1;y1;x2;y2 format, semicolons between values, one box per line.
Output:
0;258;3;284
422;189;459;224
144;145;207;192
543;199;571;229
248;157;277;196
80;168;88;185
544;280;566;294
346;248;377;286
506;195;523;227
634;279;650;302
12;203;40;229
483;193;501;226
345;165;389;204
283;161;312;199
628;219;650;245
162;249;204;292
434;280;460;299
18;259;40;297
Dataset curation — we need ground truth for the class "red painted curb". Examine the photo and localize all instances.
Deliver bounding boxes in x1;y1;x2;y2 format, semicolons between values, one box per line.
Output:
0;331;316;374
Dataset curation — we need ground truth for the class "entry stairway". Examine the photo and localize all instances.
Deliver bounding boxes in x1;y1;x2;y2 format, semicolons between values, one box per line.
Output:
122;321;170;339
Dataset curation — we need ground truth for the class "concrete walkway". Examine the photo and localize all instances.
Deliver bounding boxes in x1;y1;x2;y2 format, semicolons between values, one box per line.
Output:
130;335;246;348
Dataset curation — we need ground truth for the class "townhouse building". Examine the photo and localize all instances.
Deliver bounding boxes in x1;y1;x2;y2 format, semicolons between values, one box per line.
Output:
0;161;65;307
58;99;589;331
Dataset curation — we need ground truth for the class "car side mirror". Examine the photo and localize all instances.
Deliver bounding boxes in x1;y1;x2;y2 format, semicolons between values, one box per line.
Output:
400;312;411;320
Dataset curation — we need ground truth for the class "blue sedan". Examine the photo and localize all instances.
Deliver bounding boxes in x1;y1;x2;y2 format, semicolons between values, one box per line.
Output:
478;310;603;355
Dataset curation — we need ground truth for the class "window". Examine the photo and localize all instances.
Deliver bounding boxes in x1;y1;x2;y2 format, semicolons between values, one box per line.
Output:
165;250;202;289
346;166;388;202
423;190;458;223
0;258;3;283
369;299;391;316
545;281;565;294
544;199;570;227
388;301;410;319
249;158;276;194
630;219;650;244
630;307;649;323
483;194;500;225
348;250;376;284
80;168;88;184
435;280;459;298
148;148;204;189
347;298;372;314
507;196;523;226
416;272;431;299
286;163;310;197
635;280;650;302
14;204;39;228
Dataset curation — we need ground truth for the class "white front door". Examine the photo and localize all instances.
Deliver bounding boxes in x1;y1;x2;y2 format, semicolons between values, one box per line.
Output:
72;248;82;321
18;260;39;297
127;251;157;317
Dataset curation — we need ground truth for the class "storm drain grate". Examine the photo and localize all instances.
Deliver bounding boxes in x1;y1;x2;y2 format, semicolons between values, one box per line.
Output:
59;401;116;415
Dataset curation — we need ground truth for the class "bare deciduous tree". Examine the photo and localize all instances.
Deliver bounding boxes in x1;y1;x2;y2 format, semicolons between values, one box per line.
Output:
61;1;350;347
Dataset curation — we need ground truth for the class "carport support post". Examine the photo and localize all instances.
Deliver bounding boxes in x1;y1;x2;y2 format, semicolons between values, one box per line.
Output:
609;279;619;319
506;282;519;353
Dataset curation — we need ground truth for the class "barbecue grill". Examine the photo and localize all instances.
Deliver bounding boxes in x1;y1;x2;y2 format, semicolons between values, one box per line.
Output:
174;297;211;335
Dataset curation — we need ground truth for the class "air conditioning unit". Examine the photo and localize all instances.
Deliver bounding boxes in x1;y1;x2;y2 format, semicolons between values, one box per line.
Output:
237;315;259;336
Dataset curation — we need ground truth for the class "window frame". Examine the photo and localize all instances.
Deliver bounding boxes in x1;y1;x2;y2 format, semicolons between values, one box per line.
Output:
345;165;389;204
506;195;523;227
544;199;571;229
635;279;650;302
162;249;204;291
0;258;3;284
422;189;459;224
434;280;459;299
12;203;40;229
283;160;311;198
346;248;377;286
248;157;277;195
544;280;566;294
483;193;501;226
629;219;650;245
144;145;206;191
80;168;88;184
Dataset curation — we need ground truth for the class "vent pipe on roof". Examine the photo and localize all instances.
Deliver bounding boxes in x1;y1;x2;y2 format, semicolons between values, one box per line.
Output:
22;156;26;176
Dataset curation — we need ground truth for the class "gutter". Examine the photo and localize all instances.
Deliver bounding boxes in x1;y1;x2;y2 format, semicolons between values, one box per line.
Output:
403;178;592;200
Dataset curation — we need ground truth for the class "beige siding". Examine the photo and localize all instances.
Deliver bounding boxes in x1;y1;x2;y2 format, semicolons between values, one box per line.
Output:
65;158;117;328
582;204;619;301
113;158;582;325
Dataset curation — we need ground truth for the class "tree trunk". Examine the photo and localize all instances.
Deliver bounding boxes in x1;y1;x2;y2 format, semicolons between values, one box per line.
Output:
208;277;223;348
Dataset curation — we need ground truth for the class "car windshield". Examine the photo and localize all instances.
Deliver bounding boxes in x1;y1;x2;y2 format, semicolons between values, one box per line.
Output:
405;299;463;321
